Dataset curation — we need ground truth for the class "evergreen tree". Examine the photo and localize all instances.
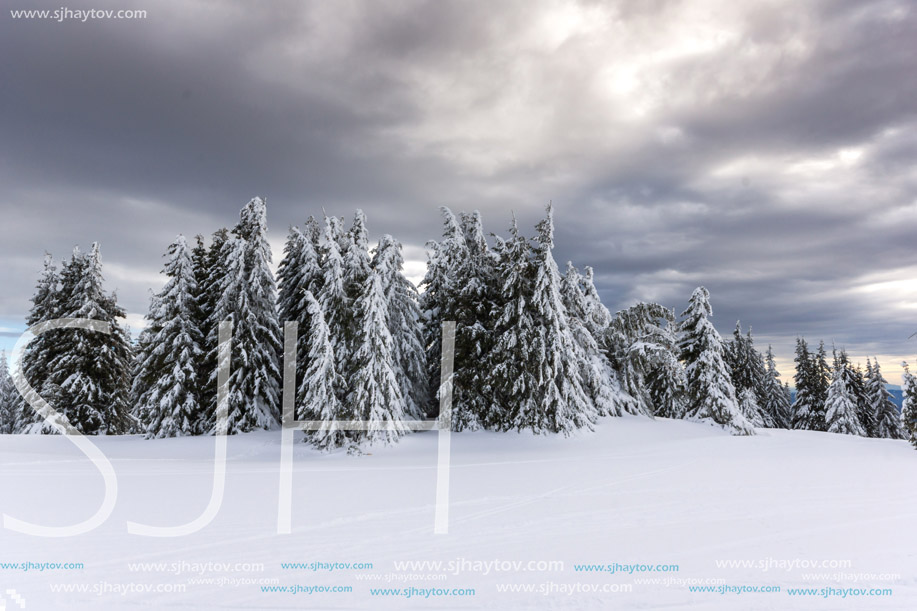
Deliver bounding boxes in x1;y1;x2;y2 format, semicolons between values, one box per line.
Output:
488;216;539;432
316;214;351;409
679;287;753;435
515;205;595;434
452;211;500;428
901;362;917;449
608;302;684;417
206;198;282;433
833;348;869;436
372;234;428;420
419;208;475;426
725;322;771;427
825;364;864;435
42;244;134;434
562;262;629;418
580;266;613;353
0;351;16;434
297;291;346;450
15;254;62;434
814;341;831;413
761;345;792;428
131;235;204;438
277;218;323;415
792;338;825;431
346;270;410;448
196;228;230;425
738;387;766;428
867;359;904;440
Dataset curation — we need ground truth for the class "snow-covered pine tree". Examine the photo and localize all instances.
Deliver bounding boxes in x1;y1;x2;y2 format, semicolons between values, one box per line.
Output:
131;235;204;438
43;244;134;434
825;364;865;435
901;362;917;448
207;198;282;433
814;341;831;418
792;338;824;430
196;228;230;427
679;287;754;435
346;269;410;448
14;254;62;434
725;322;771;427
297;291;346;450
580;266;613;353
562;262;628;417
277;218;323;415
453;211;501;428
343;210;372;307
738;387;767;427
724;321;748;391
839;350;871;437
867;359;904;440
0;351;15;434
372;234;427;420
420;207;487;429
608;302;684;417
517;205;596;435
762;345;792;428
488;215;539;432
316;214;351;409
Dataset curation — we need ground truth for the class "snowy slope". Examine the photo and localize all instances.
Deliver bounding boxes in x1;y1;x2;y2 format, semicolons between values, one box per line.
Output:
1;417;916;610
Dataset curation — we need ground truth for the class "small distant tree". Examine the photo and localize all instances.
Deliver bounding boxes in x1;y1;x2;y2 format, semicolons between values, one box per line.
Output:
899;362;917;448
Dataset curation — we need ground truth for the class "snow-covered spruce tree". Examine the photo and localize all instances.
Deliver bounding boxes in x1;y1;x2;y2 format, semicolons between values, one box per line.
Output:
901;362;917;448
562;262;629;417
343;210;372;310
608;302;685;417
867;359;904;440
277;218;323;414
196;227;231;426
0;351;16;434
372;234;428;420
814;341;831;414
42;244;134;434
296;291;347;450
488;216;539;432
206;198;282;433
792;338;824;431
316;215;351;408
738;387;767;428
14;254;62;433
420;207;489;429
453;211;501;429
825;364;865;436
678;287;754;435
725;323;772;427
836;350;871;437
580;266;613;352
514;205;596;435
762;345;792;428
131;235;204;438
346;269;410;448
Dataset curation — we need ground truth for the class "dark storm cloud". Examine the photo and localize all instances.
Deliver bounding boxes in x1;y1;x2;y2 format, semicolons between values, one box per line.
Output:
2;0;917;378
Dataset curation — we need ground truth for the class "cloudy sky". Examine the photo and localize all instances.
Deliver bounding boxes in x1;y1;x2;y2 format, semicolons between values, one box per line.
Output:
1;0;916;382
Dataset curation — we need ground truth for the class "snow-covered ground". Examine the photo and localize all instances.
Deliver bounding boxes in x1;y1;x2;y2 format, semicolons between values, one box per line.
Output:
1;417;915;610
